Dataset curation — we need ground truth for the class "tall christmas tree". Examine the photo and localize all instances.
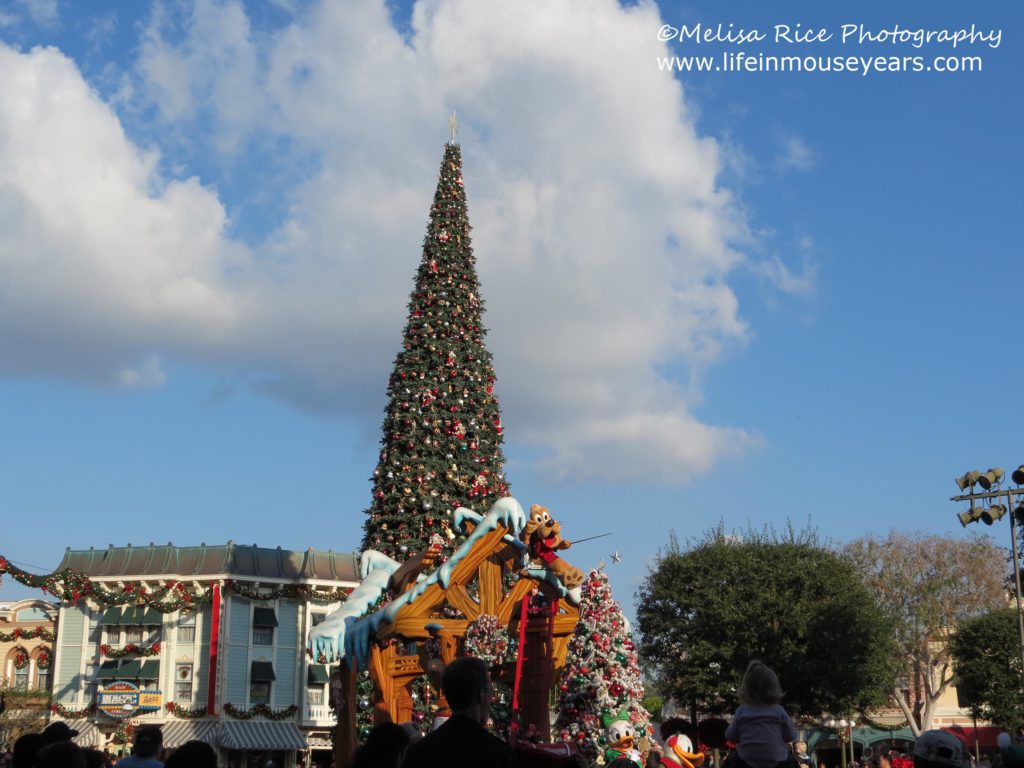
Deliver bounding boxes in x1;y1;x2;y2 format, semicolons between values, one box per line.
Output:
361;138;510;564
554;566;653;764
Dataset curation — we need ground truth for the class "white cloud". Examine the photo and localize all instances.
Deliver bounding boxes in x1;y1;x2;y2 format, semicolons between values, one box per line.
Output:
0;0;770;483
753;253;818;298
16;0;58;26
776;134;816;173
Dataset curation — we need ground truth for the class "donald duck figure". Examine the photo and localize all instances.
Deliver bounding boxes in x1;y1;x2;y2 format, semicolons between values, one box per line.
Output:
661;734;706;768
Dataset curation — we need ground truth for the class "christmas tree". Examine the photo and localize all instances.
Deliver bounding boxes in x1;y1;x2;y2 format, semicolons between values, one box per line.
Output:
361;140;511;563
554;566;653;764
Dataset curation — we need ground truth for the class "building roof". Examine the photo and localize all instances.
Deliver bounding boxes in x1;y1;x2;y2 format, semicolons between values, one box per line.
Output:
53;542;360;584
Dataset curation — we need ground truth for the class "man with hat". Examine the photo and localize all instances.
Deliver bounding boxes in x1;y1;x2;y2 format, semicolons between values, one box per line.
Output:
115;725;163;767
912;731;963;768
41;721;79;744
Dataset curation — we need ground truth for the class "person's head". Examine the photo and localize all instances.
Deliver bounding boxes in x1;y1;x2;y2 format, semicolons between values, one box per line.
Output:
875;753;893;768
40;721;79;745
35;741;86;768
11;733;45;768
795;742;808;756
737;661;783;705
165;740;218;768
442;656;492;723
913;730;964;768
132;725;163;758
352;722;412;768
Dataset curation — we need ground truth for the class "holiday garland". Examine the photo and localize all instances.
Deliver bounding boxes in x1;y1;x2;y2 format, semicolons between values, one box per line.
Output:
856;712;911;731
464;614;514;667
0;626;56;642
0;555;354;609
101;641;161;658
165;702;208;719
52;702;97;718
223;702;298;720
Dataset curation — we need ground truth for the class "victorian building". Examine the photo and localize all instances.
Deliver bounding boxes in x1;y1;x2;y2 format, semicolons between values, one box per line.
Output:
48;542;358;768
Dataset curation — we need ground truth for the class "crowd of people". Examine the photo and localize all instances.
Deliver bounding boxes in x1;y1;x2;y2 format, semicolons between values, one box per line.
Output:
0;720;217;768
0;658;1005;768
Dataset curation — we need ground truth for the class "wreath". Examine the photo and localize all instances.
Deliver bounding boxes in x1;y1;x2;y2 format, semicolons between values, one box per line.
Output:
36;649;52;670
12;650;29;670
464;614;514;667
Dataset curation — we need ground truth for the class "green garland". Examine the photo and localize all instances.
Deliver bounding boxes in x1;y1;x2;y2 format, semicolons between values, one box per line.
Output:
223;702;298;720
101;641;161;658
857;711;911;731
0;626;56;642
51;702;96;718
0;556;353;609
112;721;135;745
165;702;208;719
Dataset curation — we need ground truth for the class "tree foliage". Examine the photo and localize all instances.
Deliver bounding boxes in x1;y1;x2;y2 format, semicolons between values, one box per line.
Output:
845;531;1008;734
636;524;893;718
951;608;1024;728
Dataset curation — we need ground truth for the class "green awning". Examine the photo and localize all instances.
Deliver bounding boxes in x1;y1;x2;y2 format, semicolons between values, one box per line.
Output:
120;605;142;625
307;665;330;685
97;660;120;680
251;661;276;682
101;607;123;626
253;607;278;627
139;607;163;626
118;659;142;679
139;659;160;680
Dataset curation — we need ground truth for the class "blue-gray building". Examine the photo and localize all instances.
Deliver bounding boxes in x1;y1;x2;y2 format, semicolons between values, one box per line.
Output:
50;542;359;768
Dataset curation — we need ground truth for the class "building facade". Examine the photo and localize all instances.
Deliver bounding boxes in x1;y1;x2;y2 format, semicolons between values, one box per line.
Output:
0;599;58;751
48;542;358;768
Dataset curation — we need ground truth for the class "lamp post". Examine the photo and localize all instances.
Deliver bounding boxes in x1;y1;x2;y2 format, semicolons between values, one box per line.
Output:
822;717;850;768
951;466;1024;691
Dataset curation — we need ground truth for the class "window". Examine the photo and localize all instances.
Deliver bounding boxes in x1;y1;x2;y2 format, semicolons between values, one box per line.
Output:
177;612;196;644
125;626;144;644
253;626;273;646
14;665;29;690
307;688;323;705
104;627;122;645
250;661;275;705
174;663;193;701
252;607;277;646
36;668;51;692
250;682;271;705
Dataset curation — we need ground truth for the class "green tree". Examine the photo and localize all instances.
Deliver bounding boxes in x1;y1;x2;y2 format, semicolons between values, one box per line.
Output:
951;608;1024;728
361;142;510;562
635;525;893;718
845;531;1007;734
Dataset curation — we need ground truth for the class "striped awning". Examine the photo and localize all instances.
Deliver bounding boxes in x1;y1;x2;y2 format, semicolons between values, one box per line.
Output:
68;720;102;748
162;718;219;748
219;720;306;750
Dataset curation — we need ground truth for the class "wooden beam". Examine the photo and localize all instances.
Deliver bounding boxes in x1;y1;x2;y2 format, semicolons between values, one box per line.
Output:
496;578;539;624
447;584;481;620
399;583;446;620
446;526;509;587
478;556;503;615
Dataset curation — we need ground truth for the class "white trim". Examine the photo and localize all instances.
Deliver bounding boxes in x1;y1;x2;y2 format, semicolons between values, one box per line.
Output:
78;573;358;589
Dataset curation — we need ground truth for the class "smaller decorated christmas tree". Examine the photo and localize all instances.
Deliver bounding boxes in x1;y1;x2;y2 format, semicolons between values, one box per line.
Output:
554;566;652;765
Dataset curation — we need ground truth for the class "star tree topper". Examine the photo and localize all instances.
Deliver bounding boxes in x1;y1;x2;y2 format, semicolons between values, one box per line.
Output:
449;109;459;143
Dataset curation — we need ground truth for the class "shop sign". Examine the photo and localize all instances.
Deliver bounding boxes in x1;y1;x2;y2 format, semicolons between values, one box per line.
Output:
98;681;163;718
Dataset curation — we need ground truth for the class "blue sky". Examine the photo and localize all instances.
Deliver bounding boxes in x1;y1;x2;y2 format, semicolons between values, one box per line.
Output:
1;0;1021;623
